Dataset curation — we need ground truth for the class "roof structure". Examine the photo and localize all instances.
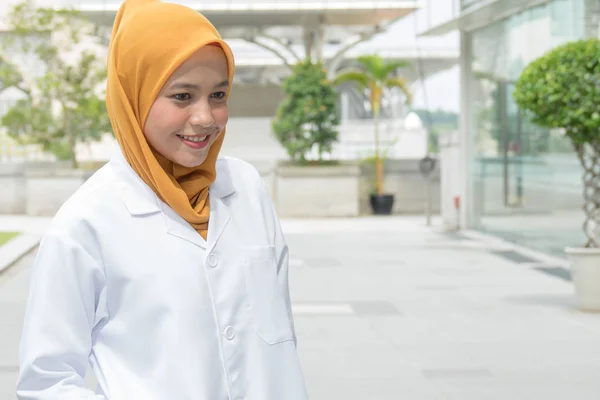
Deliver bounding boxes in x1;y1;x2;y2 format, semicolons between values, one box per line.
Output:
58;0;456;83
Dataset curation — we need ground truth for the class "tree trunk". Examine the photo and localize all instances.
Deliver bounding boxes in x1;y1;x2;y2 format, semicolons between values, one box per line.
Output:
373;103;383;196
304;27;315;61
69;135;78;169
575;141;600;248
65;109;78;169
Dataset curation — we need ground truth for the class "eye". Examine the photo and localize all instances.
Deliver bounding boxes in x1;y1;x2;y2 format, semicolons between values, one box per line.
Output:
211;91;226;101
172;93;191;102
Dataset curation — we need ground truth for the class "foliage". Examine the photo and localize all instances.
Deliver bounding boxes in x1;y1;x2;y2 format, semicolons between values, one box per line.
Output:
513;38;600;248
272;60;340;163
0;0;110;168
513;39;600;145
334;54;412;196
0;232;19;247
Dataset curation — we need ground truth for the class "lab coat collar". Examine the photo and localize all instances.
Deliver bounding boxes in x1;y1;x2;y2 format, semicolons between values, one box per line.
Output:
110;147;234;250
211;158;236;199
110;147;162;216
110;148;236;215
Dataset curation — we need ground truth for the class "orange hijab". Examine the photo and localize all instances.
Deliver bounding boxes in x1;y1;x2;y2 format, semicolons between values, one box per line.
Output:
106;0;235;240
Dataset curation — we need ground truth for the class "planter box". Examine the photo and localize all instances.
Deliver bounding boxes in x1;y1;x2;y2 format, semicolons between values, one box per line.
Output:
274;162;360;217
359;159;441;215
0;164;26;214
25;169;93;216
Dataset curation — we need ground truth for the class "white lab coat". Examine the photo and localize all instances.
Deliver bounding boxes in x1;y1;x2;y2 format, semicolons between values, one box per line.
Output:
16;149;308;400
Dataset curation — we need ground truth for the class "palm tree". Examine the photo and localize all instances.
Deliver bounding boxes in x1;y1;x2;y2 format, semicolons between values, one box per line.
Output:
334;55;412;196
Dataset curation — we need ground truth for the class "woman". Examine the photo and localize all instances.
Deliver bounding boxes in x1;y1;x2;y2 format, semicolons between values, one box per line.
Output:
16;0;308;399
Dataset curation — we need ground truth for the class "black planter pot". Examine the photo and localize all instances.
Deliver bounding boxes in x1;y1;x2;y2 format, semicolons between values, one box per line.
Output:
369;194;395;215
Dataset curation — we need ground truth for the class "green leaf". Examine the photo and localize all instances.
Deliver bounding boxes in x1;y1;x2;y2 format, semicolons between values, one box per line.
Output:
272;60;340;162
333;71;369;89
513;38;600;146
0;0;109;167
385;77;412;105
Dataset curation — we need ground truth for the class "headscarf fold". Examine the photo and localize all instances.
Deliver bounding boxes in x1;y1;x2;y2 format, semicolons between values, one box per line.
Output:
106;0;235;240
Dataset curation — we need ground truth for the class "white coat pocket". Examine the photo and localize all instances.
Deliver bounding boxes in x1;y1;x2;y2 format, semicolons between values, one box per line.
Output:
243;245;294;345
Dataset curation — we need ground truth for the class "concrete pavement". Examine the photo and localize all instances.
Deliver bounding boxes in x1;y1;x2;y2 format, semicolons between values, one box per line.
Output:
1;215;600;399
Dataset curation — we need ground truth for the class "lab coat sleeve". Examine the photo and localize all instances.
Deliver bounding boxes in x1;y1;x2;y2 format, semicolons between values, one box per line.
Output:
261;180;298;347
17;230;108;400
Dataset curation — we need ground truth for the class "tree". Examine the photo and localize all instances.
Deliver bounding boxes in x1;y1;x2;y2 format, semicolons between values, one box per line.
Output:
0;0;110;168
513;38;600;248
272;60;340;163
334;54;412;195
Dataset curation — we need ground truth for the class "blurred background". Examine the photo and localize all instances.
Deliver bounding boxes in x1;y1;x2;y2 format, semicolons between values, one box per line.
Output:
1;1;600;399
1;0;596;256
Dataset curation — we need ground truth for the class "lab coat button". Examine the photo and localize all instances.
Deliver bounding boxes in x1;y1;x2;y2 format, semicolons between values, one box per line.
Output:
224;326;235;340
207;254;218;268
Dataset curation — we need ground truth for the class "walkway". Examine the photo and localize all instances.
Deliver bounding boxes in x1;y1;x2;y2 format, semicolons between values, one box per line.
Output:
1;215;599;399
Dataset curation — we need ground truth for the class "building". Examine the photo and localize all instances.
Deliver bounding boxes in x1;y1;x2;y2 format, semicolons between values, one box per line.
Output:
420;0;600;256
0;0;459;163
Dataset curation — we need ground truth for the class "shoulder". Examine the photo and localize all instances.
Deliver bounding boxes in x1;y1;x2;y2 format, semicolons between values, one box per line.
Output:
217;156;263;182
48;164;125;241
215;156;266;193
213;156;277;223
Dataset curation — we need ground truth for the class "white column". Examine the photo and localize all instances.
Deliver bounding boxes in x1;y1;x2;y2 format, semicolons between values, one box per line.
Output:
458;30;474;229
439;131;460;230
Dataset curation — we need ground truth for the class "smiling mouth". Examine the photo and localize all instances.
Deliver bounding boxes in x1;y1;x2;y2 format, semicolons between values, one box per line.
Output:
177;133;212;149
177;134;209;143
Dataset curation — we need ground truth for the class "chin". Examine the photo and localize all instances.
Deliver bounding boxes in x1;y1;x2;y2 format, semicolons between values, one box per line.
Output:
177;156;207;168
177;157;205;168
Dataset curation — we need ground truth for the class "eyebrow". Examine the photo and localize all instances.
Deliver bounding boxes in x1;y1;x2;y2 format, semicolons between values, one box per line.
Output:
170;80;229;91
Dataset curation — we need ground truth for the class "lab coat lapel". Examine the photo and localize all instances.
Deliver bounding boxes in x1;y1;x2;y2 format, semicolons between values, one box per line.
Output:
163;204;207;249
207;158;236;252
163;157;236;250
207;195;230;253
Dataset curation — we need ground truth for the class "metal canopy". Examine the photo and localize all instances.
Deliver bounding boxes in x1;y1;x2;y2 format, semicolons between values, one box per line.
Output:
418;0;550;36
57;1;459;85
77;1;420;29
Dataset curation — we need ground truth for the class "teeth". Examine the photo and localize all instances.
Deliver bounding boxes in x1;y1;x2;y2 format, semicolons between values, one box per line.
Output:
180;135;208;142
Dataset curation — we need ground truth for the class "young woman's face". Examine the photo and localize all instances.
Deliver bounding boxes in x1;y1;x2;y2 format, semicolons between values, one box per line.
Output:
144;45;229;168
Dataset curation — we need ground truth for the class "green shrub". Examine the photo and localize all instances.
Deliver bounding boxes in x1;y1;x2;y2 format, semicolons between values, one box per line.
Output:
272;60;340;163
513;39;600;146
513;38;600;247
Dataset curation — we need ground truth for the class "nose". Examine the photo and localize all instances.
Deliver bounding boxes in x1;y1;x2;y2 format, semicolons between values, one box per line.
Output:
189;101;215;128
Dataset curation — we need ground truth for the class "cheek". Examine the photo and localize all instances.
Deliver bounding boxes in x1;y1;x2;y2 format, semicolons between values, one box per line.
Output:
214;106;228;126
145;99;187;136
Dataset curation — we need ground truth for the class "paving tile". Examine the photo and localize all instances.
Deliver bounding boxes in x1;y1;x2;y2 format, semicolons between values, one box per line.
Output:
293;303;354;316
422;368;493;380
351;301;402;316
304;377;445;400
534;266;572;281
302;257;343;268
2;215;600;399
491;250;539;264
0;371;17;400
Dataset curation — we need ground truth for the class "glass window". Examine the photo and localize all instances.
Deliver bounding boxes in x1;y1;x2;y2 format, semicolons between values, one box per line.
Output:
468;0;588;256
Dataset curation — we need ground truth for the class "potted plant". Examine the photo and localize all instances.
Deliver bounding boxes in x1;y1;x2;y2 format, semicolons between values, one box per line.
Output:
272;59;340;164
513;38;600;311
334;54;412;215
272;60;361;217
